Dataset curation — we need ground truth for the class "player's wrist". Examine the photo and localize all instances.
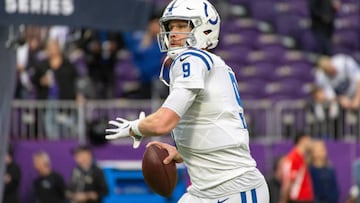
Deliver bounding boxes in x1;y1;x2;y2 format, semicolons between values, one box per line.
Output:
131;119;145;138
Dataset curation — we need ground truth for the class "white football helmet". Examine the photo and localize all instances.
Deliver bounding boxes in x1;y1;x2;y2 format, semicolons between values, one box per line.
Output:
157;0;220;59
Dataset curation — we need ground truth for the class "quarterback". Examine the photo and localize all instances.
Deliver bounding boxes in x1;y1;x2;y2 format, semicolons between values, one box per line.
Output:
106;0;269;202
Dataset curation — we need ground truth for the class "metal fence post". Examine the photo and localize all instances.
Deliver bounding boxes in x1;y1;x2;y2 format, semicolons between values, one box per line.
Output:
77;102;86;144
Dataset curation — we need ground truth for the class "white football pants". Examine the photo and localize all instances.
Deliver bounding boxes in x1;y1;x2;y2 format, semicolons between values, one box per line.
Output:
178;182;269;203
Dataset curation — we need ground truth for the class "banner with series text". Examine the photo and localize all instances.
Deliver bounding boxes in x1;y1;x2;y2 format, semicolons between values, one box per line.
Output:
0;0;153;31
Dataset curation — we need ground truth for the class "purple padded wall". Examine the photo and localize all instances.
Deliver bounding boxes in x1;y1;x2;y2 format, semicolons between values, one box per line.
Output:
12;140;359;203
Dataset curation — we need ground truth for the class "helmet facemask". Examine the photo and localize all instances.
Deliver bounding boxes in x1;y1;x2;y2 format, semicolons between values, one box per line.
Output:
157;16;201;59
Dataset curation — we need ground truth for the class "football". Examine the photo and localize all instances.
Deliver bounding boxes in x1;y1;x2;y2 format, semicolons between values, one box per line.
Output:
142;144;178;197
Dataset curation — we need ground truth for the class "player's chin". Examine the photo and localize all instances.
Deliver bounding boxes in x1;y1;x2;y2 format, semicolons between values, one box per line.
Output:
170;44;181;48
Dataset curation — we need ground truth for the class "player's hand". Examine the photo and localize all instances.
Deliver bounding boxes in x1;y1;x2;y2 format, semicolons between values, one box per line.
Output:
105;117;132;139
105;112;145;149
147;141;183;164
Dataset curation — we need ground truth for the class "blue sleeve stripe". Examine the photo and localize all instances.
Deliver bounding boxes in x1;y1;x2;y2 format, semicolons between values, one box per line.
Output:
177;52;212;70
240;113;247;129
192;48;214;64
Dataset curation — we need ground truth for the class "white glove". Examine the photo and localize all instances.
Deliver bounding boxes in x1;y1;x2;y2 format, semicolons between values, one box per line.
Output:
105;112;145;149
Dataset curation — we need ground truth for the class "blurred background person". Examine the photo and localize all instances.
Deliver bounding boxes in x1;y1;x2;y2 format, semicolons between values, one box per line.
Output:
267;156;284;203
308;0;340;55
48;25;70;51
346;185;359;203
2;145;21;203
14;26;47;99
346;159;360;203
122;11;167;99
67;145;108;203
82;30;123;99
309;140;339;203
280;132;314;203
32;39;81;139
314;54;360;137
315;54;360;110
309;85;340;138
32;39;80;101
33;151;66;203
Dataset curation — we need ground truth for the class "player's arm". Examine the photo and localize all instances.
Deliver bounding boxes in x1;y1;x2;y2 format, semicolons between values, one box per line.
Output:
130;88;198;162
105;55;206;148
105;87;198;148
131;107;180;136
132;87;198;137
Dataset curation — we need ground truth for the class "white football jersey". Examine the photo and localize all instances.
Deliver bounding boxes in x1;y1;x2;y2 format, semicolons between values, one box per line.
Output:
163;48;265;198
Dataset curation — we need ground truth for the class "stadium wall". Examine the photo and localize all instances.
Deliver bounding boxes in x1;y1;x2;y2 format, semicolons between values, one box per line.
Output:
12;140;360;203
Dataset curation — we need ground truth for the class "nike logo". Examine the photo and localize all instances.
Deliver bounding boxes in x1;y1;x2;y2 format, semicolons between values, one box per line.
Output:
186;7;195;10
218;198;229;203
180;55;190;62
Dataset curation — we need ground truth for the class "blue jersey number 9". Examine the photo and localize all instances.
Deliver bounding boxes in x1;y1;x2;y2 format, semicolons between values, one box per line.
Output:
182;63;191;78
228;71;247;128
228;71;243;107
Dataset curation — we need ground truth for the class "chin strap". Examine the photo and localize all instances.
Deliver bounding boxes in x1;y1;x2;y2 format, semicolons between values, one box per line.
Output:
159;55;171;87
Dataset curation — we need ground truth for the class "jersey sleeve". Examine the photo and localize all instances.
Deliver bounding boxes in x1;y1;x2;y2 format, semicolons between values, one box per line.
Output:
170;51;212;89
162;88;198;117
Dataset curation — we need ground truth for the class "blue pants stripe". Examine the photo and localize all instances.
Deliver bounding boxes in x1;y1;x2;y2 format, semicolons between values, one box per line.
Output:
240;191;247;203
251;189;257;203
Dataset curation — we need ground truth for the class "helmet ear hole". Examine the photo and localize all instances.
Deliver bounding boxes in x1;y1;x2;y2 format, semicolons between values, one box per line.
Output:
204;30;212;35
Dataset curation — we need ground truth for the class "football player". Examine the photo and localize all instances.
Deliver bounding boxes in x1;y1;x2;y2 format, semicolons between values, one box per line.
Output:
106;0;269;202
